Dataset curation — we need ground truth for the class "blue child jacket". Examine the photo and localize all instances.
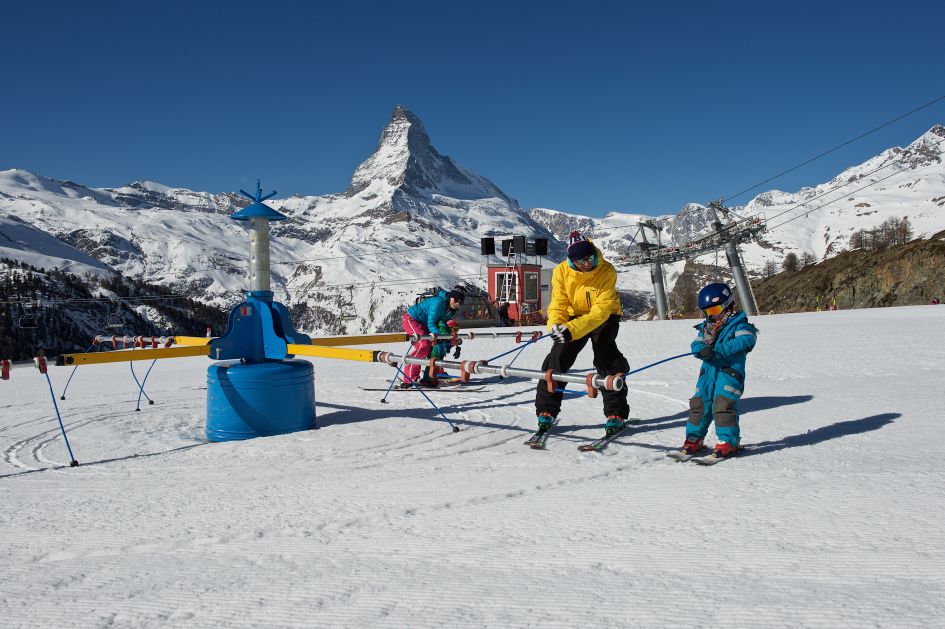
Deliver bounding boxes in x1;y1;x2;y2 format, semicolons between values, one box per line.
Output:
691;310;758;384
407;290;458;331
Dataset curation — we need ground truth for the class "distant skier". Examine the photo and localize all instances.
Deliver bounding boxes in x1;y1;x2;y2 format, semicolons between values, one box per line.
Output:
401;285;466;388
678;282;758;460
497;301;513;327
534;231;630;436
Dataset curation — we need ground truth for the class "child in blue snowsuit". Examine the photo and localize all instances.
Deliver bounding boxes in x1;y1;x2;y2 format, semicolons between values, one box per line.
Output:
681;283;758;460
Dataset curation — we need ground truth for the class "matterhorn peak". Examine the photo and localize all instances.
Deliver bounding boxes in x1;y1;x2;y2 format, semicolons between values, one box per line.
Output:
345;106;515;209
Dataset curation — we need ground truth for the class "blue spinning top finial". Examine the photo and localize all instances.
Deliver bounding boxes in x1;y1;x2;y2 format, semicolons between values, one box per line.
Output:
232;179;285;221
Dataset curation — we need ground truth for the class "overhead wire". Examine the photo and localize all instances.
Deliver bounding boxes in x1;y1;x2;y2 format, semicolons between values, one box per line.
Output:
270;243;459;265
765;138;945;232
588;94;945;239
0;293;204;306
760;137;945;233
722;93;945;204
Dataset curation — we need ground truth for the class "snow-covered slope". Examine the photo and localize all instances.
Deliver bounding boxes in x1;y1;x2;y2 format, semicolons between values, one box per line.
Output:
0;214;112;276
0;107;560;333
2;306;943;626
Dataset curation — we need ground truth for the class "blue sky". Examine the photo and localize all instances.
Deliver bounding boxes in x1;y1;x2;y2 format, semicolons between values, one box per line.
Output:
2;0;943;217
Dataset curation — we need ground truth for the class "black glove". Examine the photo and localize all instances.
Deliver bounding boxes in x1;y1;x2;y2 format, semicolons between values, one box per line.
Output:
697;347;714;360
550;324;572;344
452;345;461;359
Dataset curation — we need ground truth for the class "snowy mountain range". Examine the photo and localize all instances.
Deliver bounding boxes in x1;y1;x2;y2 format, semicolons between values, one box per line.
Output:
530;125;945;296
1;106;943;335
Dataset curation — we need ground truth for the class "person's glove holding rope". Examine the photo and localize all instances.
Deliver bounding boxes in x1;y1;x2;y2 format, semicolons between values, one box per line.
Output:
550;323;572;344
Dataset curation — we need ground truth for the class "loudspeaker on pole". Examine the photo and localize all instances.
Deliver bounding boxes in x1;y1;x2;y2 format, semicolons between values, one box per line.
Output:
512;235;526;254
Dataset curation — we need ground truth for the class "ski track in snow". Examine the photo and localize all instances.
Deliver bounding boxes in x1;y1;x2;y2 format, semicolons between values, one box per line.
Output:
1;310;944;627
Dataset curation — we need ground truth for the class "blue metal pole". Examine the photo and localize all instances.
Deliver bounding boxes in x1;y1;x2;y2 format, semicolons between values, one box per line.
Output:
381;341;416;402
43;371;78;467
392;364;459;432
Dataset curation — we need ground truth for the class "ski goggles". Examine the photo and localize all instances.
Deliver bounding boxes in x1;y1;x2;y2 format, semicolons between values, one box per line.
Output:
572;254;595;266
702;304;725;317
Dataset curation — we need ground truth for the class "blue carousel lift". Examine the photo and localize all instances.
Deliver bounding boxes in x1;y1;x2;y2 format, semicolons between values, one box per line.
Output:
205;181;316;442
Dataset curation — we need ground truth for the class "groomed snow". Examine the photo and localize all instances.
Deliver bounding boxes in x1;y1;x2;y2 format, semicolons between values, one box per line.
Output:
2;306;944;627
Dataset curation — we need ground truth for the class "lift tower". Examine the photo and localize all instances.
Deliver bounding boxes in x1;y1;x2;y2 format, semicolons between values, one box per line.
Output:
615;203;767;318
706;200;760;316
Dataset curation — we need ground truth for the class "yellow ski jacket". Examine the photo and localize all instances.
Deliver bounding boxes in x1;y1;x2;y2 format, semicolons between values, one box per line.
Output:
546;245;623;340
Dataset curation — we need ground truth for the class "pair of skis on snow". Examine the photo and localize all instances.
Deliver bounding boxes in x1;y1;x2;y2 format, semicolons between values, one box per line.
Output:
665;446;737;466
359;379;488;393
524;420;738;464
524;418;640;452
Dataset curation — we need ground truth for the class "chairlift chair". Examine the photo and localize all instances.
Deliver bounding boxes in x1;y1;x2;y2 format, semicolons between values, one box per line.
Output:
339;286;357;320
18;303;39;329
105;301;124;329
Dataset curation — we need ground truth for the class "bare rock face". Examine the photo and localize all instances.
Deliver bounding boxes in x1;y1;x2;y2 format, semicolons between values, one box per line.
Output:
753;230;945;312
59;228;144;266
527;208;596;241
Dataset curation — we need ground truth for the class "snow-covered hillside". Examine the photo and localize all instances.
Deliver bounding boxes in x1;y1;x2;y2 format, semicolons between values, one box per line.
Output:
531;125;945;295
0;107;560;334
2;305;943;626
0;214;110;276
1;113;943;332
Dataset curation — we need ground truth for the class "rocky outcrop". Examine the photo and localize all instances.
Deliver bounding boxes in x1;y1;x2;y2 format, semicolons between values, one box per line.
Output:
752;230;945;312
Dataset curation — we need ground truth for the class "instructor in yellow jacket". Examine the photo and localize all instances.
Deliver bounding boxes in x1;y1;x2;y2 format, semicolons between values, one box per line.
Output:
535;231;630;436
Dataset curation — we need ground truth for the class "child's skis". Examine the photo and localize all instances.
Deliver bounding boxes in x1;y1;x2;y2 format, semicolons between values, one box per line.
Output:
524;417;559;449
577;419;640;452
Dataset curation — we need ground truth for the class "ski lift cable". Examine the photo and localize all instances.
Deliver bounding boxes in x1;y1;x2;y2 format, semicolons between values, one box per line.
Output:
722;93;945;204
0;294;202;306
588;94;945;238
270;239;479;265
590;138;917;241
760;137;945;231
766;166;917;233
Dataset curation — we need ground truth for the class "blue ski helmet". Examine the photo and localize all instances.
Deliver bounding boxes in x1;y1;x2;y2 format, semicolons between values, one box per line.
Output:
697;282;735;312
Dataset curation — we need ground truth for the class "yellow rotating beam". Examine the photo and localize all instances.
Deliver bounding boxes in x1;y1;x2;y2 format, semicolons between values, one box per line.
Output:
172;336;213;346
286;344;377;362
308;333;408;347
58;345;211;366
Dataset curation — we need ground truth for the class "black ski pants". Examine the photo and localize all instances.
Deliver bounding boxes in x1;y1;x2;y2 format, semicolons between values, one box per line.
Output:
535;314;630;419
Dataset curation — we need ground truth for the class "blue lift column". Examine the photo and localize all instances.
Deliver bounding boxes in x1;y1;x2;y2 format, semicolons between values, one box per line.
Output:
205;181;316;442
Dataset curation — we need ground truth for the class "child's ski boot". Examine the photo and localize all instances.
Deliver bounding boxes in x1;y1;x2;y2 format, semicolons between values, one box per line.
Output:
711;441;737;458
691;440;739;465
604;416;626;436
667;436;705;461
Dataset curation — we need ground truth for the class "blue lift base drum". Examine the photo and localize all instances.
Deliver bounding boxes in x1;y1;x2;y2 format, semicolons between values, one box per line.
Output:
206;359;316;442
